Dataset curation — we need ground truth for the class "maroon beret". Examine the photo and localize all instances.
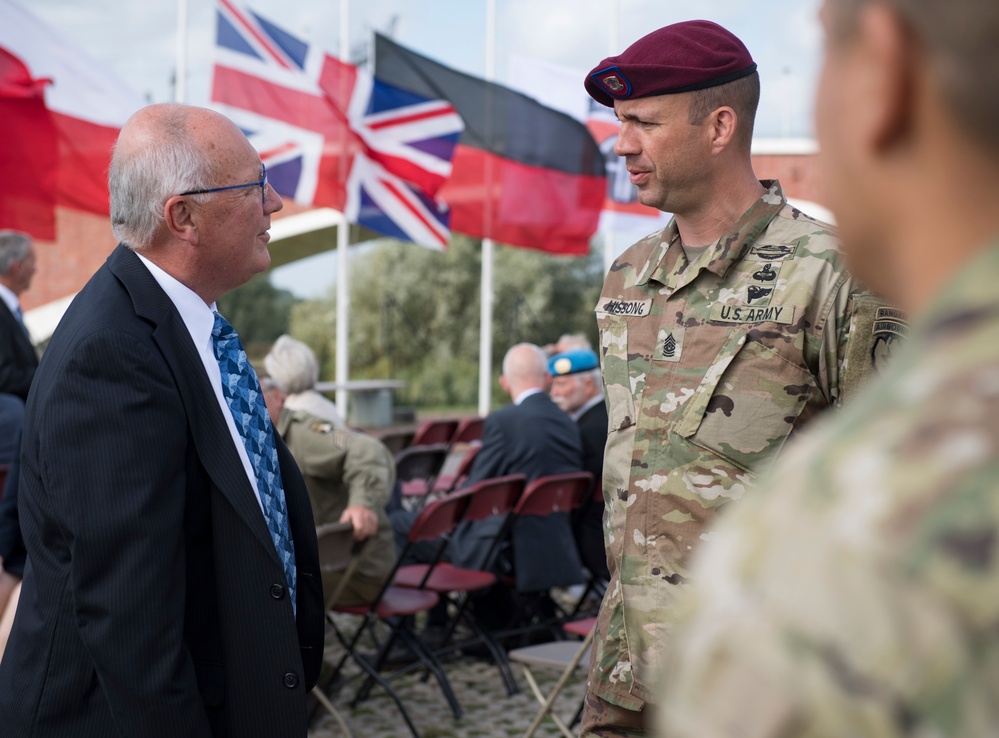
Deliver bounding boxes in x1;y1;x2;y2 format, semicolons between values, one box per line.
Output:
585;20;757;107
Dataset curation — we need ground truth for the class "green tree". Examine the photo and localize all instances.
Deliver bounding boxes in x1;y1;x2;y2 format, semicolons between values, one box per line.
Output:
287;236;605;410
215;274;298;358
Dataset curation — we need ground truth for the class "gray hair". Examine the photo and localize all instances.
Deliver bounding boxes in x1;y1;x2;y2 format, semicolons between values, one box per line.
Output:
581;367;603;387
0;231;32;275
264;335;319;395
109;105;214;249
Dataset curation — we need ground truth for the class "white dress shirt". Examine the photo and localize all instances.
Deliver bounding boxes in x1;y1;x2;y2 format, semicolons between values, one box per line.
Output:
136;253;264;511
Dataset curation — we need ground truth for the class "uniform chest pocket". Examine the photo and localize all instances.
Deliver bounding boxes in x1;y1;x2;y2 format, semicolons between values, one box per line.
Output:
674;330;815;473
596;314;638;432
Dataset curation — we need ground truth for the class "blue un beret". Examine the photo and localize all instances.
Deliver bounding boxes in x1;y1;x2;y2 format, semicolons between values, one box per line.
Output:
549;349;600;377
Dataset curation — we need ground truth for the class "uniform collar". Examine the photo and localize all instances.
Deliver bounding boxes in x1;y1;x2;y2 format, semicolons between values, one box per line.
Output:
637;179;786;288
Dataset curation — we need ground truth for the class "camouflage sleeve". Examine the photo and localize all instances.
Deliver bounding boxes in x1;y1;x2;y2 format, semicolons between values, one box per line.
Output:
342;434;394;511
658;433;979;738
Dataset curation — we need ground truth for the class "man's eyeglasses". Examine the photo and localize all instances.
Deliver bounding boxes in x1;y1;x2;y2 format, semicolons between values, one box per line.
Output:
180;164;268;207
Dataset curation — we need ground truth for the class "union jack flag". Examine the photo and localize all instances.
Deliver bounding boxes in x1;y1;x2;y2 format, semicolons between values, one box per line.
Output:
211;0;464;249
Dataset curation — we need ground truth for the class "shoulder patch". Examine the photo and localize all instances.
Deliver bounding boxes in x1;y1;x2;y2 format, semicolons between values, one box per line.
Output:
309;421;334;434
841;296;909;403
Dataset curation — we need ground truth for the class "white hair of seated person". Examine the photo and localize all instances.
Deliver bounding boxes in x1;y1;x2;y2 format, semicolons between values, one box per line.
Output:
264;335;319;395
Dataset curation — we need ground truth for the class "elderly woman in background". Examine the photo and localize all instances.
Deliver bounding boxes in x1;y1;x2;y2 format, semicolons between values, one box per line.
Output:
264;334;346;428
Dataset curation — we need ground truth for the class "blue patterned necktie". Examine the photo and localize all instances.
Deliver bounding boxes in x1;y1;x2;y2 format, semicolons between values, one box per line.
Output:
212;312;297;616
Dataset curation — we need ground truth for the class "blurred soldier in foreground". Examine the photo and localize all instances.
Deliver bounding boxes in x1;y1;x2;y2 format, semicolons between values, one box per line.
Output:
548;348;609;585
659;1;999;736
581;19;886;735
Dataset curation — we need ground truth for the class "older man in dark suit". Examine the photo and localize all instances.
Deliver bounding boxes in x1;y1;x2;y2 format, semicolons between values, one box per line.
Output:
390;343;585;636
0;230;38;406
0;230;39;465
549;348;609;584
448;343;586;592
0;104;324;738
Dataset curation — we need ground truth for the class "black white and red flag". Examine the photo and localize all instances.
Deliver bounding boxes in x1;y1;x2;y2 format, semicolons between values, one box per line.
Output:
374;34;607;256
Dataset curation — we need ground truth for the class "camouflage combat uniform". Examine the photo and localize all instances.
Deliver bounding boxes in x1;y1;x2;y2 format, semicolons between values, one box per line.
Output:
659;241;999;738
277;408;396;606
590;180;885;712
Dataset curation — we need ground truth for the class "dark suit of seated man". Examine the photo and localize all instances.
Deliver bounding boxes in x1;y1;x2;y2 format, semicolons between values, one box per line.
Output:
0;104;324;738
391;343;585;630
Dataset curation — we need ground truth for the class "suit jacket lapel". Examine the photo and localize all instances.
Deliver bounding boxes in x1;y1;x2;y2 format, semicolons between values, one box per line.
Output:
107;245;278;560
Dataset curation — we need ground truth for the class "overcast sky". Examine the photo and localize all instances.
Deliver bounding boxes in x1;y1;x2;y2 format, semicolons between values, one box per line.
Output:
26;0;824;139
22;0;825;297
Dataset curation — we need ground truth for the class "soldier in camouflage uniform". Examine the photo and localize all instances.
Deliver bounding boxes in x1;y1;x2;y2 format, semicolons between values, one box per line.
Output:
262;345;396;607
658;0;999;735
581;20;886;735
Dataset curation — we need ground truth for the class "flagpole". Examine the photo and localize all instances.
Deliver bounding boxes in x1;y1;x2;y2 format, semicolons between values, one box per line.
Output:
175;0;188;102
478;0;496;418
603;0;620;274
335;0;351;422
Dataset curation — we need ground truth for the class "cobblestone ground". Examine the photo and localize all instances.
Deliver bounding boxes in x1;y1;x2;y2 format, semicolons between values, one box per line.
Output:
309;621;588;738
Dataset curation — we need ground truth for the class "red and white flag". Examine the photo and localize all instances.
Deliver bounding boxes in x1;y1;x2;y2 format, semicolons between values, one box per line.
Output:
0;0;144;239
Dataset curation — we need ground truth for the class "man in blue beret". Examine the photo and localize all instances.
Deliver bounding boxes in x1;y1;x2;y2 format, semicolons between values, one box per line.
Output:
582;19;891;736
548;348;610;590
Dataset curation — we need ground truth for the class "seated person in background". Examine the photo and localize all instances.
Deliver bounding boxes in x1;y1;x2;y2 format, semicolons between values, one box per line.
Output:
265;334;346;428
262;341;395;608
391;343;585;631
0;432;25;659
548;348;610;585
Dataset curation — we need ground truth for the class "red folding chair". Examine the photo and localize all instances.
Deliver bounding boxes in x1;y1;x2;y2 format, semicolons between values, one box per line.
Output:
410;418;460;447
394;474;527;696
395;443;450;509
450;416;484;445
430;442;481;496
501;472;594;640
328;493;471;737
375;427;416;456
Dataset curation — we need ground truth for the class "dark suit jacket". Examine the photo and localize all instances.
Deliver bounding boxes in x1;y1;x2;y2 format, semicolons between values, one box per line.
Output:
450;391;586;592
574;399;610;581
0;245;324;738
0;297;38;400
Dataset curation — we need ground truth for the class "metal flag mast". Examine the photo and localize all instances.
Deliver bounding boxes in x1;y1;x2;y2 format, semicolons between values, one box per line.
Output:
335;0;351;420
478;0;497;418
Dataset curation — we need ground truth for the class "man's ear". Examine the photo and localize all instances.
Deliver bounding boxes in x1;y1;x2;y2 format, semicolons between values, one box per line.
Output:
163;195;199;245
707;106;738;154
857;3;916;153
